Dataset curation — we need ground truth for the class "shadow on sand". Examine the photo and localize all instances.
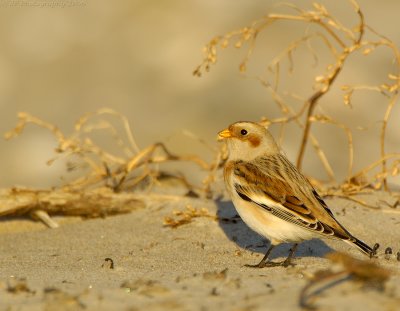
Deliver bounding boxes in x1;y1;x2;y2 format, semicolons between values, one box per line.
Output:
216;200;333;261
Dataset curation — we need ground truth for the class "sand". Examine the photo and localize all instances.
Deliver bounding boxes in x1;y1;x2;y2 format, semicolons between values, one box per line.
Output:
0;188;399;311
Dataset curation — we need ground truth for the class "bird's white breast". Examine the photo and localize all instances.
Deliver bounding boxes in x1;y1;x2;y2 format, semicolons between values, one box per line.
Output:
231;195;315;244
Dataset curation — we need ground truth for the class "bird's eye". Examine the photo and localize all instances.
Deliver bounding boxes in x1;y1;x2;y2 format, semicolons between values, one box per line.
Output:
240;129;248;136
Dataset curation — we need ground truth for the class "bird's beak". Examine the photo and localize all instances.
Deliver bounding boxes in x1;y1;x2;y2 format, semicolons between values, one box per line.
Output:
218;128;232;139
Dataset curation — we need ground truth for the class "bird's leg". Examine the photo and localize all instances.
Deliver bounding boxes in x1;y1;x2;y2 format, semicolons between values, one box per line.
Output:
281;243;298;267
244;244;275;268
245;243;299;268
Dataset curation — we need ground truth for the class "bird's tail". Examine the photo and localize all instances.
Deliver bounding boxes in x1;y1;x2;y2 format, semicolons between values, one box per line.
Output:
346;237;374;257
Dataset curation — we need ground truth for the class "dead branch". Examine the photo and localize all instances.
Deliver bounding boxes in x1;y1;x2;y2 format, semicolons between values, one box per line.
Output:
0;187;145;227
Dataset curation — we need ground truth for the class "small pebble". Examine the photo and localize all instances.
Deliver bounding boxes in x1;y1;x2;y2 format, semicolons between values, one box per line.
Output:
384;247;392;260
397;252;400;262
211;287;219;296
101;258;114;269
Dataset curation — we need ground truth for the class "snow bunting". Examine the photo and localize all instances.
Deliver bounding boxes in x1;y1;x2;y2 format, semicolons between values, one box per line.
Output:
218;121;374;267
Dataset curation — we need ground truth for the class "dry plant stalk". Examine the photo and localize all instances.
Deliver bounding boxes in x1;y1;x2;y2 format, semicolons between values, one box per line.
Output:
3;109;218;227
195;0;400;196
326;252;391;283
299;252;391;309
163;205;216;228
4;109;216;193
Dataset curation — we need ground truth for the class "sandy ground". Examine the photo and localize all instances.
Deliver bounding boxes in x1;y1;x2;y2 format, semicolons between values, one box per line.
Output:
0;187;399;311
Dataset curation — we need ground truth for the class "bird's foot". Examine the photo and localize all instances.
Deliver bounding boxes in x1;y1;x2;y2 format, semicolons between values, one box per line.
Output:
281;257;296;267
244;243;298;268
244;259;295;268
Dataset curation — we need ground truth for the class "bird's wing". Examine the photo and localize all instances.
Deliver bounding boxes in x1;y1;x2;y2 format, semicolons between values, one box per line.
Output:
231;160;353;240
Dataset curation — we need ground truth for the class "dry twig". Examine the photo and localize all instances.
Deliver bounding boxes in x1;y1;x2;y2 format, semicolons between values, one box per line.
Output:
2;108;221;225
299;252;391;309
163;205;216;228
195;0;400;197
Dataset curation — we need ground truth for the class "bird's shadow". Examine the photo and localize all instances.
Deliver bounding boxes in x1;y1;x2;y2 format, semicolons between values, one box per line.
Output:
216;200;333;260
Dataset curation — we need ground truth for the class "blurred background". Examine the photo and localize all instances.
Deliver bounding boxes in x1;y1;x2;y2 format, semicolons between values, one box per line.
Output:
0;0;399;188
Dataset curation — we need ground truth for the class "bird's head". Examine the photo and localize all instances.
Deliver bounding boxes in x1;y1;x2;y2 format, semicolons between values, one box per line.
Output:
218;121;279;161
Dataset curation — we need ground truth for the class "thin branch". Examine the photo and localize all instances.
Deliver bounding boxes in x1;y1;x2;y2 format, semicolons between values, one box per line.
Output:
296;3;365;170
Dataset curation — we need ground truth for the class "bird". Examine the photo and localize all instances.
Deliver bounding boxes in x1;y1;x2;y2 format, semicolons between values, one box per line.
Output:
218;121;374;268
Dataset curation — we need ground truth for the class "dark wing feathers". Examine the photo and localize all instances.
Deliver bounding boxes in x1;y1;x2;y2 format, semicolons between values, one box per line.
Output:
285;196;312;216
236;183;337;236
232;158;354;241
